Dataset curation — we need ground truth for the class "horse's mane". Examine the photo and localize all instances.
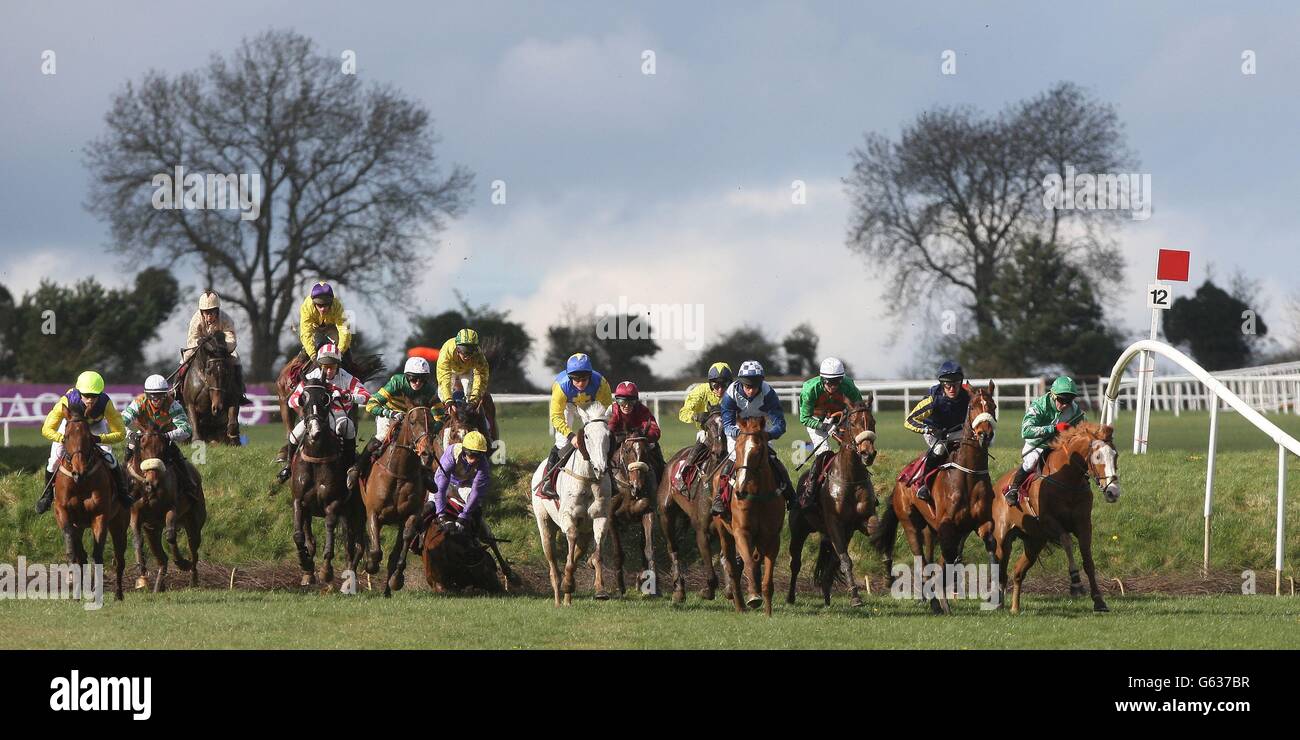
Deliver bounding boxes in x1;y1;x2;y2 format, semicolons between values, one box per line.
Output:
1050;421;1109;452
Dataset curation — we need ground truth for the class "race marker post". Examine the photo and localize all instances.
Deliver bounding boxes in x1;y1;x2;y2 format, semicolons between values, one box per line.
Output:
1133;249;1191;454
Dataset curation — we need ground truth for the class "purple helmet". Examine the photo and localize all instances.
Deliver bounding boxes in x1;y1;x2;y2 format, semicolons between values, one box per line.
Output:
310;282;334;303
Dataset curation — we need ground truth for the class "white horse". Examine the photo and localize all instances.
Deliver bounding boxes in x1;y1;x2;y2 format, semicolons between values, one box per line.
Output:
530;401;613;606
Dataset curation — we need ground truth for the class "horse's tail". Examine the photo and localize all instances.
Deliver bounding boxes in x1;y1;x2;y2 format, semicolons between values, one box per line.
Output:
812;538;843;591
869;493;898;555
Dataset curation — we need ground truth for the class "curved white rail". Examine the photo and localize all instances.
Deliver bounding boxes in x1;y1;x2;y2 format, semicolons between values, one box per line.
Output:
1102;339;1296;594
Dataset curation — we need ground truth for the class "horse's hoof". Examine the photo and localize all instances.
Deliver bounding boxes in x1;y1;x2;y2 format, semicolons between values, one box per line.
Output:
850;596;865;608
388;574;404;592
114;591;124;602
562;594;573;606
745;593;762;609
700;588;715;601
1070;584;1086;597
300;574;315;586
1094;600;1110;613
785;594;796;606
594;591;610;601
672;590;685;604
135;577;148;590
383;587;392;598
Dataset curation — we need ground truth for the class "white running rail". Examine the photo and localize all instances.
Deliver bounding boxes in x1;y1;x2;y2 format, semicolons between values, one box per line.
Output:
1100;339;1299;594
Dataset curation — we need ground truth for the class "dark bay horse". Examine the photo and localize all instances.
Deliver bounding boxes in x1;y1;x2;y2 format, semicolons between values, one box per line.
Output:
991;422;1121;614
872;382;998;614
360;406;433;597
656;410;727;602
287;381;364;587
182;329;241;444
788;399;878;607
422;515;502;593
713;416;786;615
53;409;127;601
274;328;383;461
609;434;660;596
127;420;206;591
433;401;481;459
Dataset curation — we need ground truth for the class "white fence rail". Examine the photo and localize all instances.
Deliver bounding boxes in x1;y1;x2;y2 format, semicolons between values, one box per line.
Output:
1100;340;1299;594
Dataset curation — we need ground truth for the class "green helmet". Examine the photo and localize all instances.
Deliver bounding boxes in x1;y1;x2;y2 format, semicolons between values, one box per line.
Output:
1050;376;1079;398
455;328;480;347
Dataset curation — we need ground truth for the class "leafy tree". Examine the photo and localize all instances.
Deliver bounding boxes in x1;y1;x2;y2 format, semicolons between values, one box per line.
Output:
782;323;819;376
686;325;783;379
405;293;538;393
1164;278;1269;370
0;284;15;378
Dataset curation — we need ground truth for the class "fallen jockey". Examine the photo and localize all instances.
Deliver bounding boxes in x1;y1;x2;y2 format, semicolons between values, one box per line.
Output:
353;356;445;491
536;353;613;499
715;360;794;515
278;343;370;487
36;371;133;514
903;360;971;502
1004;376;1086;506
418;431;515;581
672;361;730;493
121;374;200;500
608;381;667;477
796;356;862;507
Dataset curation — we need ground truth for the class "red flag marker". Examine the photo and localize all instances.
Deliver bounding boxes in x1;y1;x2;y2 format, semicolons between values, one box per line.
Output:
1156;249;1190;282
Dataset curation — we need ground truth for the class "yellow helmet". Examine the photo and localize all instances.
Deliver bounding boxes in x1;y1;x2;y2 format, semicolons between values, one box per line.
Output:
455;328;480;347
461;431;489;454
75;371;105;395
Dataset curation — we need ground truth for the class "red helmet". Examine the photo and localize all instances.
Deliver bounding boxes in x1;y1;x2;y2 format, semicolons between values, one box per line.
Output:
614;381;639;400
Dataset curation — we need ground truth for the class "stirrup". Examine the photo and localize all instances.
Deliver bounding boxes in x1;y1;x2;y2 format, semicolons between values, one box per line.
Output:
915;484;931;502
1004;489;1019;505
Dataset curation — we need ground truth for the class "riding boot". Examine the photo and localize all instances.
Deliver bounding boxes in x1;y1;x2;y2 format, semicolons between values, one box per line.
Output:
711;459;734;516
342;439;358;495
35;470;55;514
541;443;572;498
915;452;940;502
234;364;252;405
675;444;704;492
278;442;297;484
354;437;382;487
1005;467;1029;506
769;450;796;511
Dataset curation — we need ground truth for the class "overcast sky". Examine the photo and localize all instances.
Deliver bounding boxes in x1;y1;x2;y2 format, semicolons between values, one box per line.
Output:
2;1;1297;385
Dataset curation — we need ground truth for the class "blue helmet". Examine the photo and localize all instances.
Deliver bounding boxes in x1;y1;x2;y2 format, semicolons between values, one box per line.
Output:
937;361;964;382
565;353;594;375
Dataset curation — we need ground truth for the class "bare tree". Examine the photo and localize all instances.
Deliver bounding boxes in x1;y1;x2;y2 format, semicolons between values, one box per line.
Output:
85;29;473;379
845;82;1134;343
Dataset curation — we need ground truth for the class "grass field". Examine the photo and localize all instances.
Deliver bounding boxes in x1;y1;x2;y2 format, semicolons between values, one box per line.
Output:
3;404;1300;649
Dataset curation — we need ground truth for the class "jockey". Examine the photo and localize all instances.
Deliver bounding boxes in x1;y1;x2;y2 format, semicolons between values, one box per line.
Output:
180;290;249;404
36;371;132;514
278;343;370;485
121;374;198;500
1004;376;1086;505
353;356;445;490
608;381;666;476
422;430;491;533
672;362;731;492
538;352;613;498
903;361;971;502
797;357;863;500
716;361;794;514
297;282;353;363
436;328;495;438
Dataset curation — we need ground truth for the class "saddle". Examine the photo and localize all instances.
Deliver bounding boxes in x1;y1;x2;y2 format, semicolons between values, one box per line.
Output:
897;453;941;490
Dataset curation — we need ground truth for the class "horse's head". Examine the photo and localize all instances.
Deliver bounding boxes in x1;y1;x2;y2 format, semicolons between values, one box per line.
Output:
301;382;334;445
136;420;170;498
966;381;998;450
704;410;725;459
616;435;654;495
1074;423;1121;502
60;408;97;482
403;406;435;467
732;415;771;496
574;403;610;477
837;397;877;466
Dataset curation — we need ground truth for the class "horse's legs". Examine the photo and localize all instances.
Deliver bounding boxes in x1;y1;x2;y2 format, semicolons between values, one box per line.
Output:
1010;538;1044;615
1060;530;1085;597
561;526;579;606
659;501;686;603
695;516;718;600
292;499;315;585
185;514;203;588
761;533;777;617
147;522;169;593
131;509;148;590
639;511;657;596
111;517;127;601
732;522;761;609
1075;518;1108;612
591;514;610;600
319;504;338;584
717;529;744;613
381;517;402;597
900;518;927;607
610;518;626;596
158;508;179;592
786;513;809;605
825;513;862;607
535;511;562;607
365;507;383;575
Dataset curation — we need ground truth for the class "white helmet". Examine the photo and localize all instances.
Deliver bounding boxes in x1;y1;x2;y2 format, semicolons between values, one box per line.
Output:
317;342;342;365
404;357;431;375
144;374;169;393
819;357;845;379
199;291;220;310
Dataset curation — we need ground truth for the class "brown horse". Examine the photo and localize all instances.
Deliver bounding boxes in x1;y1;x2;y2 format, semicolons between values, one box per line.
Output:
788;399;878;607
713;416;786;615
657;410;727;602
360;407;434;597
872;382;998;614
274;327;383;461
609;434;660;596
422;516;502;593
286;381;365;587
432;401;482;459
991;422;1121;614
182;329;241;444
127;420;206;591
52;408;127;602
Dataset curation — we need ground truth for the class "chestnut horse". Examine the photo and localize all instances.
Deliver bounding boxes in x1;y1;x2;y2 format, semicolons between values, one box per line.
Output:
360;406;434;597
991;422;1121;614
712;415;786;615
872;382;998;614
182;329;241;444
609;434;660;596
286;381;364;587
788;399;878;607
657;410;728;603
433;401;482;459
52;408;127;601
127;420;206;591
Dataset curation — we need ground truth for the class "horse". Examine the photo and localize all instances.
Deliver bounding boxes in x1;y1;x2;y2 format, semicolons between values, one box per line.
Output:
529;402;613;606
360;406;434;597
433;400;485;459
181;329;242;444
871;382;998;614
991;422;1121;614
422;517;502;593
656;410;728;603
787;398;878;607
286;381;365;587
52;408;127;602
608;434;660;596
126;419;206;591
274;328;384;461
712;415;786;615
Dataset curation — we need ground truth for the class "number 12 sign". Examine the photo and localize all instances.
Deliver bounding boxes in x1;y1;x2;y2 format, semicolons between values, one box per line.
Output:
1147;282;1173;310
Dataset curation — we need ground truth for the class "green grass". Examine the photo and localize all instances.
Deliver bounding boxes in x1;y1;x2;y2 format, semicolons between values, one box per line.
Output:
3;405;1300;649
